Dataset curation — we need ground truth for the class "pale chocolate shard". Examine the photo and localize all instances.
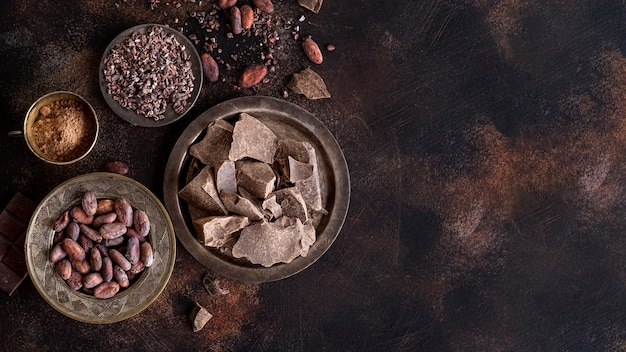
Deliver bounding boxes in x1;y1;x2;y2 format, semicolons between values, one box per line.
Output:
220;191;264;221
228;113;279;164
178;166;228;215
288;156;313;182
287;67;330;100
193;215;250;247
189;119;234;167
272;187;308;223
298;0;323;13
277;140;323;211
190;302;213;332
231;217;314;267
216;160;237;195
262;195;283;220
237;161;276;199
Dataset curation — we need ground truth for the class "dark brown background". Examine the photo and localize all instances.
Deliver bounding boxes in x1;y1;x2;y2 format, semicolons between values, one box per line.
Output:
1;0;626;351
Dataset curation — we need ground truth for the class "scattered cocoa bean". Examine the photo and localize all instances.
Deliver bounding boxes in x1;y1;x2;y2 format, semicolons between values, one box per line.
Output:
253;0;274;14
238;64;268;88
140;242;154;267
241;5;254;30
105;161;129;175
81;192;98;216
114;198;133;227
302;36;323;64
230;6;243;35
55;259;72;280
326;44;336;51
53;210;71;232
201;53;219;82
61;238;85;262
93;281;120;299
95;199;115;215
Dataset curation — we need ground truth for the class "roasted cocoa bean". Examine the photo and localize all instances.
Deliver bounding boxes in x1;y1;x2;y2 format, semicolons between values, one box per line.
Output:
125;237;140;265
302;36;323;64
241;5;254;30
95;199;115;215
83;272;104;289
53;210;71;232
66;270;84;291
253;0;274;14
113;265;130;288
79;223;103;243
140;242;154;267
104;236;125;247
109;248;132;271
55;259;72;280
53;230;65;245
99;222;127;240
217;0;236;9
105;161;129;175
93;281;119;299
93;212;117;228
61;238;85;262
81;191;98;216
201;53;219;82
129;261;145;275
90;247;103;271
238;64;268;88
77;233;94;253
125;228;147;243
66;222;80;241
95;243;109;257
133;210;150;237
49;243;67;263
70;205;94;224
72;259;91;275
102;256;113;282
114;198;133;227
230;6;243;35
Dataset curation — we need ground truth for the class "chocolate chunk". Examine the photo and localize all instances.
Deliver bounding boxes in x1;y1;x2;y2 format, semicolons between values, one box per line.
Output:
298;0;323;13
179;166;228;215
271;187;309;224
216;160;237;195
0;193;35;295
220;191;264;221
0;262;25;296
189;120;234;167
0;210;25;242
5;192;36;224
192;215;249;247
228;113;279;164
190;302;213;332
3;246;27;276
237;161;276;199
0;236;10;262
202;274;230;296
287;67;330;100
277;140;323;211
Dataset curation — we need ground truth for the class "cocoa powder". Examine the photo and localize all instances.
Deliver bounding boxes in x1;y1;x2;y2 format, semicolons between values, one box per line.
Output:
30;99;96;162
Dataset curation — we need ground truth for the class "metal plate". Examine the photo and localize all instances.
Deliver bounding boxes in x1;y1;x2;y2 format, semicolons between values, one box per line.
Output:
25;173;177;324
99;24;202;127
163;96;350;282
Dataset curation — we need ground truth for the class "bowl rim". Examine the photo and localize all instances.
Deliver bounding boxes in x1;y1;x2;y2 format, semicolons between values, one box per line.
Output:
25;172;176;324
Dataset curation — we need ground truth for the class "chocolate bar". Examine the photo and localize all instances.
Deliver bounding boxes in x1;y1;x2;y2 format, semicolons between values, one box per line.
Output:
0;193;36;295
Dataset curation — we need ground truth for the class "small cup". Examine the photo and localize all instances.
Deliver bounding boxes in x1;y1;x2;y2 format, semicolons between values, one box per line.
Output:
22;91;99;165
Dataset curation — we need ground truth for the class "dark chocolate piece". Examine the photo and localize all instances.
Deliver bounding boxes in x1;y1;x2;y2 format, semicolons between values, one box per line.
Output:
0;210;25;242
0;262;24;296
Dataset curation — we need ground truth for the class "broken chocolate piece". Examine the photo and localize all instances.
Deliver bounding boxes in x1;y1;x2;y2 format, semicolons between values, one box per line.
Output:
216;160;237;195
228;113;279;164
262;195;283;220
272;187;309;224
287;67;330;100
298;0;323;13
193;215;249;247
237;161;277;199
232;218;315;267
179;166;228;215
277;140;323;211
190;302;213;332
288;156;314;182
189;119;234;167
202;273;230;296
0;193;35;295
220;191;264;221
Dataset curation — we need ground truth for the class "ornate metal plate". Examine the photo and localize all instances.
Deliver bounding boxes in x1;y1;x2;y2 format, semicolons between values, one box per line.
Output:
25;173;176;324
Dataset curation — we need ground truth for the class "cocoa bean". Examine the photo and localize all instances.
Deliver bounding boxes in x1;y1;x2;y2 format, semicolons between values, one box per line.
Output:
133;210;150;237
81;191;98;216
125;237;140;265
238;64;268;88
53;230;65;245
129;261;145;275
114;198;133;227
109;248;132;271
61;238;85;262
230;6;243;35
99;222;127;240
72;259;91;275
201;53;219;82
70;205;94;224
241;5;254;30
104;236;125;247
125;228;147;243
95;243;109;257
217;0;236;9
66;222;80;241
105;161;129;175
83;272;104;289
253;0;274;14
79;223;103;243
53;210;71;232
93;281;120;299
95;199;115;215
302;36;323;64
93;212;117;228
65;270;84;291
140;242;154;267
90;247;103;271
102;256;113;282
49;243;67;263
113;265;130;288
77;233;94;253
55;259;72;280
